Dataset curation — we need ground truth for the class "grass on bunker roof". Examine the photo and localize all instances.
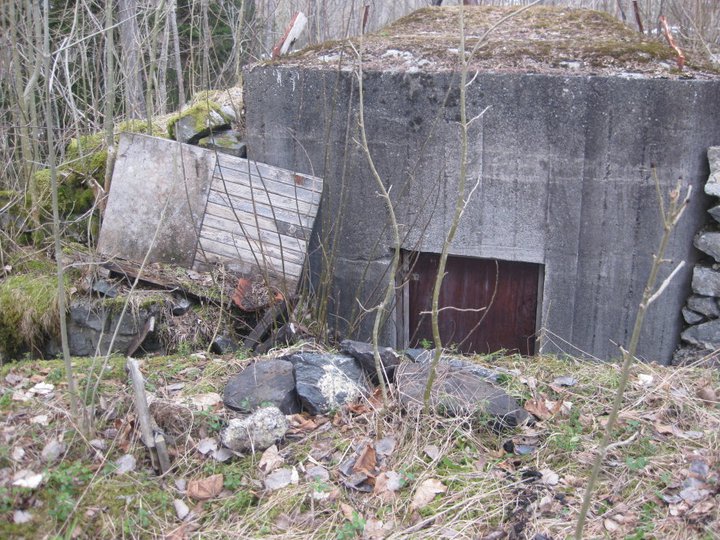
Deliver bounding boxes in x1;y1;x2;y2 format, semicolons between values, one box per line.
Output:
0;347;718;539
285;6;719;77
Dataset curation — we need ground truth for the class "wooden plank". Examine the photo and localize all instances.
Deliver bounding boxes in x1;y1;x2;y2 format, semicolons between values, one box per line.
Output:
206;196;312;240
215;156;323;193
200;225;305;264
196;157;322;290
201;213;306;255
210;181;317;216
204;198;313;240
243;300;289;349
213;165;322;203
197;237;304;278
207;191;314;229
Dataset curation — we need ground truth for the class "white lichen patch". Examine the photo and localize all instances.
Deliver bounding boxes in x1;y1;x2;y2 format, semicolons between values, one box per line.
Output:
317;364;363;410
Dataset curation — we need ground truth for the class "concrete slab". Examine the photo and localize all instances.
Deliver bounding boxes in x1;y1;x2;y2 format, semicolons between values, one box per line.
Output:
98;133;213;267
98;133;323;294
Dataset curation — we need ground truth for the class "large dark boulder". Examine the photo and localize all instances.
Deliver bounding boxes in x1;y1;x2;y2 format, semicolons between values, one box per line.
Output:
224;359;300;414
395;361;530;428
339;340;400;383
282;352;368;415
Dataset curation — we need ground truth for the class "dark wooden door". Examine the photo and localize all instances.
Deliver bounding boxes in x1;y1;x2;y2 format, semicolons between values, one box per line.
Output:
407;253;540;355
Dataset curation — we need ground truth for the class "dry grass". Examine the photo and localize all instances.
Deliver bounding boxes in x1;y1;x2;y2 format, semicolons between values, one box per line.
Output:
0;350;717;539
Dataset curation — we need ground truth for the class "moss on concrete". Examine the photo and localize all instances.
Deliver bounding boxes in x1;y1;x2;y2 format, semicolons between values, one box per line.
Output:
166;100;230;140
280;5;719;78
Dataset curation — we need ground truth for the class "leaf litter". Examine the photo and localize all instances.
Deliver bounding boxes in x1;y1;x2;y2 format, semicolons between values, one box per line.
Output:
0;352;718;539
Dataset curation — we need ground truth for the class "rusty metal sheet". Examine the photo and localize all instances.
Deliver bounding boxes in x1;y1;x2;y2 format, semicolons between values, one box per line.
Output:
407;253;540;355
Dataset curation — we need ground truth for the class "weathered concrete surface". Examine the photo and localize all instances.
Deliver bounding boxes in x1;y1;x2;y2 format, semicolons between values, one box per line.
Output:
98;134;213;267
243;10;720;364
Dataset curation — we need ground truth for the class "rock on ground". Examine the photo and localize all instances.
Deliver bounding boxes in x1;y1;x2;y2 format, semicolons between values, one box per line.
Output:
339;340;400;383
221;406;288;453
283;352;368;415
405;348;502;382
395;361;530;428
223;359;300;414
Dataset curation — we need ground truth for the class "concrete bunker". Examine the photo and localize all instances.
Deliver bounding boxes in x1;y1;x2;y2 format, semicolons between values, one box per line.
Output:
243;6;720;364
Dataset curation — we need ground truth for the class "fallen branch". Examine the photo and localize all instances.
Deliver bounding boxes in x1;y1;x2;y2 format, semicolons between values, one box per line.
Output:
659;15;685;70
126;357;170;475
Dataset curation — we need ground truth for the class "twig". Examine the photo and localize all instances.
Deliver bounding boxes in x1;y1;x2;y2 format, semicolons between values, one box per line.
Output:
644;260;685;308
659;16;685;70
632;1;644;33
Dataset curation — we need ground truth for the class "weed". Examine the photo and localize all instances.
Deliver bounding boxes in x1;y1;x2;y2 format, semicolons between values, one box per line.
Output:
46;461;93;523
196;410;223;433
0;392;11;408
336;511;365;539
625;456;649;471
549;409;584;452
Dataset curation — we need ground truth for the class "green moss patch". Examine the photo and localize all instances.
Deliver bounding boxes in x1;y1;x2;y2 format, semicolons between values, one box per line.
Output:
0;273;61;358
166;100;230;140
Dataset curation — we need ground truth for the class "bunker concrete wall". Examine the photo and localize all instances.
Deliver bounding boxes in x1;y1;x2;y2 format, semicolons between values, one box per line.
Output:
244;66;720;363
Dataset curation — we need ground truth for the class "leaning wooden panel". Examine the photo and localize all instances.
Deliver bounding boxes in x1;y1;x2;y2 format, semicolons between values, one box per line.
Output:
194;154;323;292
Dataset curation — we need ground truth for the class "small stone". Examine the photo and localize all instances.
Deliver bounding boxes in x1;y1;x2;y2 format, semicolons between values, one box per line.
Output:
197;130;247;158
92;279;119;298
552;376;578;387
41;439;65;463
683;308;704;325
694;232;720;262
11;447;25;461
211;336;239;355
704;147;720;197
707;205;720;224
681;318;720;350
221;406;288;453
339;340;400;383
305;465;330;482
174;499;190;520
691;266;720;297
264;467;299;491
559;60;583;70
13;510;32;524
115;454;137;475
170;103;233;144
172;297;192;316
687;295;720;319
89;439;107;451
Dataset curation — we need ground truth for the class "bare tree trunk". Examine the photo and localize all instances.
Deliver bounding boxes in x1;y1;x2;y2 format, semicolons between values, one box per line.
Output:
42;0;83;433
201;0;211;88
157;1;171;115
144;0;164;129
102;0;116;214
118;0;146;118
10;0;41;232
168;0;185;108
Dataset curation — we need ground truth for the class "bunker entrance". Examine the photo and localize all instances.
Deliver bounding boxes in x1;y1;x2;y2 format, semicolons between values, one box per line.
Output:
403;253;542;356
